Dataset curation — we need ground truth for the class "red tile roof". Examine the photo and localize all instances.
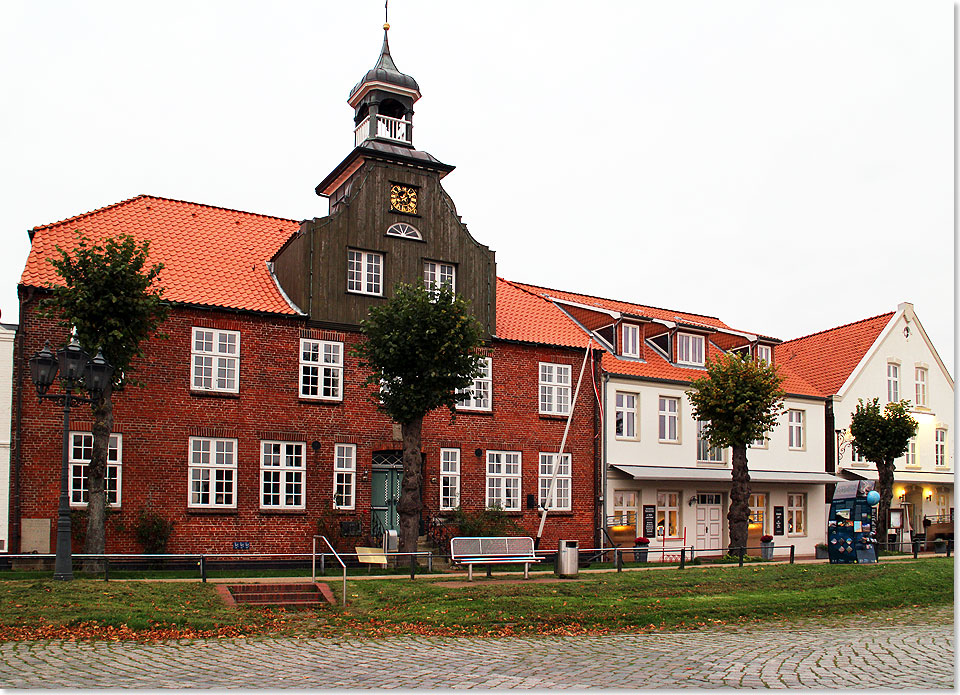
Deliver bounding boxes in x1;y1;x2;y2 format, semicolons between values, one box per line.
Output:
496;278;824;397
775;312;895;396
21;196;301;315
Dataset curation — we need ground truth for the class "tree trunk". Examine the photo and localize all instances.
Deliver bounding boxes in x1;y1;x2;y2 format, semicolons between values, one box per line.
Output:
727;443;752;554
397;417;423;568
84;393;113;570
876;459;895;548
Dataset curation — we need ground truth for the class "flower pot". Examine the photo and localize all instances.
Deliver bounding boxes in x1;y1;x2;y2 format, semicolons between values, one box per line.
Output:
760;541;774;560
933;540;947;554
815;547;829;560
633;545;649;563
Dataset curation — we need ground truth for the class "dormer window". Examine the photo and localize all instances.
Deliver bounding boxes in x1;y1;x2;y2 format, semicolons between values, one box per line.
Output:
676;333;705;366
386;222;421;240
755;344;772;364
621;324;639;358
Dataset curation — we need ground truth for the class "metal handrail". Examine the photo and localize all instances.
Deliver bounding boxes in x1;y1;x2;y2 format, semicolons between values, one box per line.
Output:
370;513;386;545
312;535;346;606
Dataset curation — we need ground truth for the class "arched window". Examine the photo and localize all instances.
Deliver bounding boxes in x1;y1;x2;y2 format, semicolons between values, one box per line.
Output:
386;222;421;240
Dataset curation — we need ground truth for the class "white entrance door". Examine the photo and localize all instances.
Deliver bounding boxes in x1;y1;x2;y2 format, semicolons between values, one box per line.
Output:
696;498;723;552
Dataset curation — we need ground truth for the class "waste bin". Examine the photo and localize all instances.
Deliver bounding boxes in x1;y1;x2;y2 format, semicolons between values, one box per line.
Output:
556;539;579;578
383;529;399;553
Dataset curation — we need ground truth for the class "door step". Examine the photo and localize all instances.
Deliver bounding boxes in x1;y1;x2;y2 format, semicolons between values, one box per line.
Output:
222;583;335;610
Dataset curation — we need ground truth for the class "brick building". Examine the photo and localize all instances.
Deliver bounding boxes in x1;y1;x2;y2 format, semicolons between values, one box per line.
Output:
10;31;601;556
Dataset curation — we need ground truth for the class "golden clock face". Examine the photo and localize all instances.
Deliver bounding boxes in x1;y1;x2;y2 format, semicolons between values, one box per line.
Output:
390;184;418;215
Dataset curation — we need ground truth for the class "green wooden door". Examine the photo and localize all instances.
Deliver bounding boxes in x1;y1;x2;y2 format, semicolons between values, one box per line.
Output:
372;468;402;532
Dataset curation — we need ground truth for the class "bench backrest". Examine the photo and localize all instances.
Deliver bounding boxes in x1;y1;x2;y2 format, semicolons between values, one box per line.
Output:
450;536;536;558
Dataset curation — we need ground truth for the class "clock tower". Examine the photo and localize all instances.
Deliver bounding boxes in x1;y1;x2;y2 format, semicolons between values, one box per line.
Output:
272;23;496;335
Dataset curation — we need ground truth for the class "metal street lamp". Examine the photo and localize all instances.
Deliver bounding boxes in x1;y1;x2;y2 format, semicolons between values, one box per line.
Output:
28;338;114;581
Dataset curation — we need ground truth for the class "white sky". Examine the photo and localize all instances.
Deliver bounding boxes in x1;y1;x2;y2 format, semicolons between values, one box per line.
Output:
1;1;954;374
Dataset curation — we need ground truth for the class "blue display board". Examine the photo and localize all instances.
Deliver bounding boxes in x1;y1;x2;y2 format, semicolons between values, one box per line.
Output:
828;480;878;564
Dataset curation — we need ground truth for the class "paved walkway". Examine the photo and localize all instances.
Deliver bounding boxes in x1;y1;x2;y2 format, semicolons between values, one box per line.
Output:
0;606;952;689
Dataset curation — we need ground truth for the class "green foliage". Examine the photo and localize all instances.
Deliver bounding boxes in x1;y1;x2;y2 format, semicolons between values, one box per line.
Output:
849;398;918;465
132;507;175;554
40;232;168;385
450;506;525;537
353;282;484;424
686;353;786;448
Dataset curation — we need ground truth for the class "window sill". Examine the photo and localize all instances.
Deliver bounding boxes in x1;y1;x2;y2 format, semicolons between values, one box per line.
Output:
299;397;343;405
346;290;383;298
614;436;640;442
190;390;240;399
539;412;571;420
187;508;239;516
658;440;681;445
456;407;493;415
259;509;307;516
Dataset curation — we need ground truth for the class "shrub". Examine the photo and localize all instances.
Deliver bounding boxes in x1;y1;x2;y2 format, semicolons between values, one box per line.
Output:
761;534;774;543
133;507;175;554
450;506;525;537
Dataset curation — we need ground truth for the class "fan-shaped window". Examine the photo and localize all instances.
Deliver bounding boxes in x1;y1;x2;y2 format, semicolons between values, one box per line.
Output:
386;222;421;240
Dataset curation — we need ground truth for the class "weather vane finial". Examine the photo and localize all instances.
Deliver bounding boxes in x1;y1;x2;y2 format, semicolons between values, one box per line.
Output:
384;0;390;31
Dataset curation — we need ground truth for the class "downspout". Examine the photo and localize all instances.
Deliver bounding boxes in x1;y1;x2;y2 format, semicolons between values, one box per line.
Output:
307;224;315;319
600;370;609;551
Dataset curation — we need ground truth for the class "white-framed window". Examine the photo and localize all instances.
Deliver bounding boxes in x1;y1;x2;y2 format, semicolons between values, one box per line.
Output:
935;429;947;467
748;493;767;532
851;443;867;464
750;434;768;449
347;249;383;296
423;261;456;293
188;437;237;508
787;493;806;536
696;420;724;463
334;444;356;510
787;409;804;450
260;441;305;509
658;396;679;442
656;491;680;538
440;448;461;510
936;491;950;519
621;324;640;358
538;452;572;511
612;490;638;526
676;333;705;366
69;432;122;507
486;450;521;511
887;363;900;403
385;222;421;239
192;328;240;393
905;437;917;466
539;363;571;415
299;339;343;401
755;344;772;364
615;392;638;439
457;357;492;411
915;367;928;407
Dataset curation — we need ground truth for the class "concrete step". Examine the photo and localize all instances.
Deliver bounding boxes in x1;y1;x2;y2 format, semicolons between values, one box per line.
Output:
226;583;327;610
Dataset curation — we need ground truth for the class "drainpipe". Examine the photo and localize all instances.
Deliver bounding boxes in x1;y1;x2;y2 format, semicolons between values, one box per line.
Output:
600;370;609;550
11;287;32;553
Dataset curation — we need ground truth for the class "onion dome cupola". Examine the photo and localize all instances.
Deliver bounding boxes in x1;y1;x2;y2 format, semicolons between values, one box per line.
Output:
348;24;421;149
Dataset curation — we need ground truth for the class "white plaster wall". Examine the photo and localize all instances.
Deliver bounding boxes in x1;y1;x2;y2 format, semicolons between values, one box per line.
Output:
603;375;828;557
0;324;14;553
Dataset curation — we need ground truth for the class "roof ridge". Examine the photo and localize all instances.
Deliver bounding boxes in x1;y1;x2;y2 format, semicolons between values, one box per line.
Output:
32;194;300;232
502;277;724;323
780;311;896;346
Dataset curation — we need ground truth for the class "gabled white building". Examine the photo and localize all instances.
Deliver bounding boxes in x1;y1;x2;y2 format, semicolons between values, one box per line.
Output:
779;303;954;543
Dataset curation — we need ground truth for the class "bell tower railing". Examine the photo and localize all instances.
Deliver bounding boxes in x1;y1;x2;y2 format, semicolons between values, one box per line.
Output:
354;113;410;147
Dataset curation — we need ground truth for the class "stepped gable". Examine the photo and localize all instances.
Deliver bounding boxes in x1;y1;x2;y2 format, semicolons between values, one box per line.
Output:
777;312;895;396
21;195;302;315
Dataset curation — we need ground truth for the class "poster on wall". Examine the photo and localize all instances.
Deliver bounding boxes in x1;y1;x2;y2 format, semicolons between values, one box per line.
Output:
773;506;785;535
642;505;656;538
889;508;903;529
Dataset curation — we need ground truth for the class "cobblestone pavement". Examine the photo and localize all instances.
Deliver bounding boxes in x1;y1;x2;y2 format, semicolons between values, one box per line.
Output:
0;606;952;689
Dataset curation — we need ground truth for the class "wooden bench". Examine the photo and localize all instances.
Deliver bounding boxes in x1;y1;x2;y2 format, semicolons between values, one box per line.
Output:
449;536;541;581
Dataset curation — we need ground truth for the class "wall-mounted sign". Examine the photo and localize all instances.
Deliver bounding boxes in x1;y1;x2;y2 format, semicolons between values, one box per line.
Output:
888;508;903;529
232;541;250;551
642;505;656;539
773;506;785;536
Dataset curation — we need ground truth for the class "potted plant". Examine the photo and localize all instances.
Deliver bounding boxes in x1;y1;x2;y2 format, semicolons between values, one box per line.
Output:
633;537;650;563
815;543;829;560
760;534;774;560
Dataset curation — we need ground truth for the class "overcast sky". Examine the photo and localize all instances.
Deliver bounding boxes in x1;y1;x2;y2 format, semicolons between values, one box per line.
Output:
1;1;954;374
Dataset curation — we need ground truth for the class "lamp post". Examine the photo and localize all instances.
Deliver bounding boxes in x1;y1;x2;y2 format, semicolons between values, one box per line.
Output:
29;337;114;580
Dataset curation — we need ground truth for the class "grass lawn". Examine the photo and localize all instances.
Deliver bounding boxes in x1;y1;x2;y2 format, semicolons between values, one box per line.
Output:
0;557;951;640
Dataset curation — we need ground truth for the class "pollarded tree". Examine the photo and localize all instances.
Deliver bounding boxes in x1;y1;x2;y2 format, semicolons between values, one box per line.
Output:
848;398;918;544
686;353;785;552
42;233;167;557
354;282;484;563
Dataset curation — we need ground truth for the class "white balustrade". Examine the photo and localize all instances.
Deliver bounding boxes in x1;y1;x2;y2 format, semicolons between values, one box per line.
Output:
354;113;409;146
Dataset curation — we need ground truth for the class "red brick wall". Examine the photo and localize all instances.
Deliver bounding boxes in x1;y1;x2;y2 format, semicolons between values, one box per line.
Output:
13;298;599;556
